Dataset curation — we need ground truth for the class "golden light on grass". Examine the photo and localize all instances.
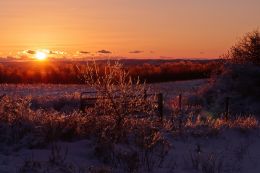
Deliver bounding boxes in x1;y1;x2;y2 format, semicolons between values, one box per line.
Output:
35;51;48;61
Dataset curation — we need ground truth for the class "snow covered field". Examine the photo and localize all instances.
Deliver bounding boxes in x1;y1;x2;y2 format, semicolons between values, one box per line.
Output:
1;129;260;173
0;79;259;173
0;79;206;98
0;79;206;112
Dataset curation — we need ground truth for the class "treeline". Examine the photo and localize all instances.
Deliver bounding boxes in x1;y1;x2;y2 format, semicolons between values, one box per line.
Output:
127;61;217;83
0;60;219;84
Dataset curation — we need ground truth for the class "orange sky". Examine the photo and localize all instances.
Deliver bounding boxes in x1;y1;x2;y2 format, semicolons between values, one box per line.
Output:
0;0;259;59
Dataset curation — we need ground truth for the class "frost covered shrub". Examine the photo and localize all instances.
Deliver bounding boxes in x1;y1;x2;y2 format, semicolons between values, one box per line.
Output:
0;96;36;145
194;30;260;115
167;102;259;137
199;64;260;115
78;61;157;142
0;95;169;156
30;95;80;113
94;118;170;172
0;96;97;145
170;114;257;138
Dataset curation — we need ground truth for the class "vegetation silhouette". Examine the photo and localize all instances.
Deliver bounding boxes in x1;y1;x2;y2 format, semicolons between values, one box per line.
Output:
224;29;260;65
0;60;218;84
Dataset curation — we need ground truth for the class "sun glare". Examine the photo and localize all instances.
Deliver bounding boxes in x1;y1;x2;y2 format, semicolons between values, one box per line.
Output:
35;51;47;60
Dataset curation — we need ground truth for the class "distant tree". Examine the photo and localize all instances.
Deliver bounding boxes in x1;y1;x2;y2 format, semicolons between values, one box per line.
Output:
226;29;260;65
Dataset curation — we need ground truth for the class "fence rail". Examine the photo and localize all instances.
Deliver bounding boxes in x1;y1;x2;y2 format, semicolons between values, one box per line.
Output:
80;90;164;118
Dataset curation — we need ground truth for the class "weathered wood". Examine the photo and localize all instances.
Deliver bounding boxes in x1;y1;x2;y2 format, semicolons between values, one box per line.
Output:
80;92;97;112
144;89;147;100
179;94;182;113
80;91;164;119
225;97;230;119
157;93;163;121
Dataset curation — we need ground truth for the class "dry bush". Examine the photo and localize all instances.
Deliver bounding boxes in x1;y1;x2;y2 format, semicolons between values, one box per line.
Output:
213;116;259;130
0;93;170;172
78;61;157;142
0;93;258;146
178;113;259;137
92;116;171;172
0;96;36;145
0;96;99;145
31;94;80;113
167;97;259;137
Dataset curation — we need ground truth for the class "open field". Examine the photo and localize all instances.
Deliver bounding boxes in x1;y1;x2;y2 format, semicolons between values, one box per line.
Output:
0;79;206;113
0;79;205;100
1;79;259;173
1;125;260;173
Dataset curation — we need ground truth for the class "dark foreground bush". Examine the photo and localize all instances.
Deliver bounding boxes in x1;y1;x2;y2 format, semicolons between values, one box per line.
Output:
195;30;260;115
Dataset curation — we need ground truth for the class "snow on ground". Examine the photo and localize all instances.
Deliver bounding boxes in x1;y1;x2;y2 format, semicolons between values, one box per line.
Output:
1;130;260;173
0;79;207;113
1;79;260;173
0;79;206;98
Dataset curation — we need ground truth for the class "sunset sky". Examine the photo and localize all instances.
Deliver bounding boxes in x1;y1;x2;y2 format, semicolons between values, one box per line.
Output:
0;0;259;59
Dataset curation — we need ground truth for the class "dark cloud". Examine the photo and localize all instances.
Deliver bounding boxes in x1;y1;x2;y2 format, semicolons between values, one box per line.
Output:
129;50;143;54
97;50;111;54
79;51;91;54
49;50;57;54
5;56;16;60
27;50;36;54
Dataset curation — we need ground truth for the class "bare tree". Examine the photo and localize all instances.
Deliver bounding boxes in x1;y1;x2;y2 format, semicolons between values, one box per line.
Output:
225;29;260;65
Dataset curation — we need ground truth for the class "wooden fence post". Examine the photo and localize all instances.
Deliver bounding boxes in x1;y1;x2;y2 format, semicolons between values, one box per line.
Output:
144;89;147;101
179;94;182;113
157;93;163;121
80;92;86;113
80;99;85;112
225;97;230;119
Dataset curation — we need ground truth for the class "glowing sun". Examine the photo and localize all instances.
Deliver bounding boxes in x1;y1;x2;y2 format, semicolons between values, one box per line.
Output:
35;51;47;60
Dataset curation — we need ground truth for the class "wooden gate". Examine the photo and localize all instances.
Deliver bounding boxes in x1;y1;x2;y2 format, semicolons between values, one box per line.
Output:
80;91;164;118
